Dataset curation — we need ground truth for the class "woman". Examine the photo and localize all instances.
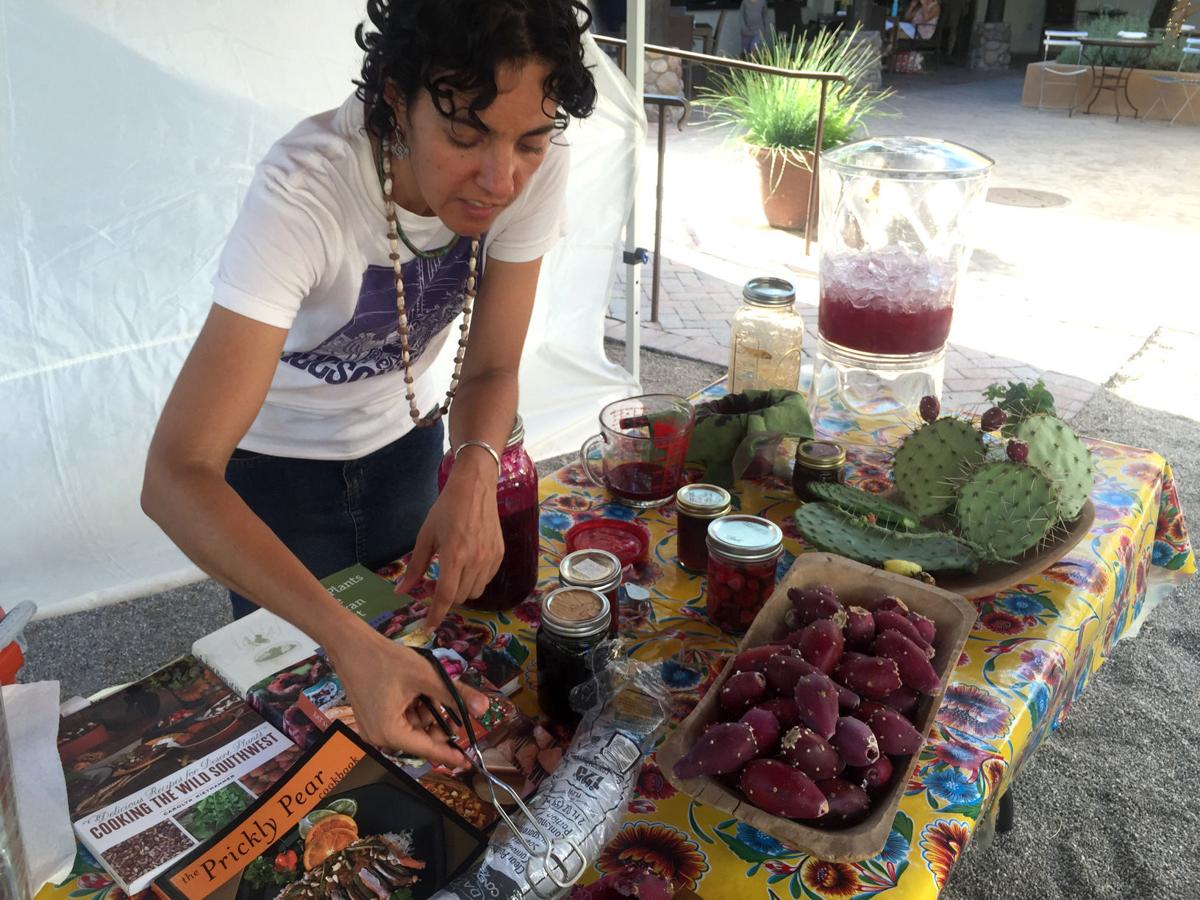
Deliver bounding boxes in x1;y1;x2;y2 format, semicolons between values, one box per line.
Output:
141;0;596;767
889;0;940;40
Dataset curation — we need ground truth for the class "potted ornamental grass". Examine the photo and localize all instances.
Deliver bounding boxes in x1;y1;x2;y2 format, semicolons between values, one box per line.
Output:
697;26;893;232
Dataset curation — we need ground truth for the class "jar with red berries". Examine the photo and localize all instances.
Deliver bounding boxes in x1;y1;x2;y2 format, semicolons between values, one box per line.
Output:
705;515;783;634
437;415;539;612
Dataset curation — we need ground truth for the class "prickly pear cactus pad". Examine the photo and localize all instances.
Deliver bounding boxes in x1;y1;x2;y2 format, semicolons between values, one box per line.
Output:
1013;413;1095;520
806;481;921;530
893;418;987;518
956;461;1059;560
794;502;979;572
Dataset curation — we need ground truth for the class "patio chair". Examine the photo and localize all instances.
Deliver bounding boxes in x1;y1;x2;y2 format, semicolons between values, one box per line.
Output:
1145;37;1200;124
883;13;946;73
1039;30;1091;113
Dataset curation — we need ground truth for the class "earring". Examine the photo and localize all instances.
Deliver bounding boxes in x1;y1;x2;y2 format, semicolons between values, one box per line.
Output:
391;125;410;160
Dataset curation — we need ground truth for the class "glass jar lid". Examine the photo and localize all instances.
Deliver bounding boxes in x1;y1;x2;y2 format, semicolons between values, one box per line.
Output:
824;136;994;181
675;483;733;518
540;587;611;639
559;549;623;592
742;277;796;308
706;515;783;563
796;440;846;471
506;414;525;448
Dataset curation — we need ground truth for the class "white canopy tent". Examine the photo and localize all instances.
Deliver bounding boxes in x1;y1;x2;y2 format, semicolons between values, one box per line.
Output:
0;0;648;618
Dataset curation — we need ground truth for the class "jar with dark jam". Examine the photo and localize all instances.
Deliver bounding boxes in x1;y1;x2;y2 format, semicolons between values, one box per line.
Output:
705;515;783;634
558;549;622;637
536;587;611;725
792;439;847;498
674;483;732;572
437;415;539;611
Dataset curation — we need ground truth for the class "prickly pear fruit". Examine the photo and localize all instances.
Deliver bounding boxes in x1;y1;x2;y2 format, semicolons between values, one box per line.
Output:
1007;440;1029;463
878;595;910;614
731;644;788;676
756;698;802;731
778;725;844;780
816;778;872;827
873;609;934;658
831;716;880;767
859;703;924;755
980;406;1008;432
793;672;840;739
874;630;942;694
849;755;894;796
880;686;920;717
833;655;902;700
718;671;768;716
739;759;829;820
788;585;844;627
907;611;937;645
672;722;758;779
739;707;781;755
796;618;845;674
919;395;940;423
844;605;875;648
833;681;861;712
765;651;819;696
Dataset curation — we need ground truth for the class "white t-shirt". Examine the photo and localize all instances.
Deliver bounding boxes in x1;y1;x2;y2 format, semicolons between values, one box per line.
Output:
212;93;569;460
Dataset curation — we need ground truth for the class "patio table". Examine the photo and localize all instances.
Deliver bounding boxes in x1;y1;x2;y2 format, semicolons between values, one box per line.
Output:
1078;36;1161;121
37;381;1195;899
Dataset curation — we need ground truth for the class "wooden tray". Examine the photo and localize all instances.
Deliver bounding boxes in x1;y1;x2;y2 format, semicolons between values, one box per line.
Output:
657;553;978;862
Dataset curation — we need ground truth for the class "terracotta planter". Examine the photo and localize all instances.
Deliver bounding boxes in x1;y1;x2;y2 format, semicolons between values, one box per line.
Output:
752;147;818;233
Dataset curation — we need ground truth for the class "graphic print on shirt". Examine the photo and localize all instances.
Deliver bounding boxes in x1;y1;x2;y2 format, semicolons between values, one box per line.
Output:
280;235;481;385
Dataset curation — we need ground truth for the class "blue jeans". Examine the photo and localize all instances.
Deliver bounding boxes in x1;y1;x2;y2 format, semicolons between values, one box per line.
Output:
223;421;444;619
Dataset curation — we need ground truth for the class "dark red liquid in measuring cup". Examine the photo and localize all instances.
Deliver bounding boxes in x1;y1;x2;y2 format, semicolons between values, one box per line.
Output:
605;461;680;504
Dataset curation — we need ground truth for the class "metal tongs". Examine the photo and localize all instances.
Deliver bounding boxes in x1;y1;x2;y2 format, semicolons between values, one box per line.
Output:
413;647;587;894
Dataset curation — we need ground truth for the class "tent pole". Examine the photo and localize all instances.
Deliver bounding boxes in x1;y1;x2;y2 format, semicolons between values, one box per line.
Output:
622;0;645;384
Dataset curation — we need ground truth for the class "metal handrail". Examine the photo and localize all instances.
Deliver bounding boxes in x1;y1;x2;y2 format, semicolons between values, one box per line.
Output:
593;34;851;255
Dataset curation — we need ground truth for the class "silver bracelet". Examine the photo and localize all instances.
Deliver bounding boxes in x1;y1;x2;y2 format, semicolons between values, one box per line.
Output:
453;439;501;471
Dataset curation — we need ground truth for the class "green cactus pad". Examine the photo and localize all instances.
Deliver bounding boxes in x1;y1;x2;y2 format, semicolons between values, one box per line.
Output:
893;418;987;519
956;461;1059;560
806;481;922;531
1012;414;1094;520
794;502;979;573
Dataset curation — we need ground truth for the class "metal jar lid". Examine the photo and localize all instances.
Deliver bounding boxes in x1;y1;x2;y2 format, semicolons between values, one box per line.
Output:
795;439;846;471
540;587;611;640
706;514;784;563
742;276;796;308
675;483;733;519
559;549;623;594
506;414;525;448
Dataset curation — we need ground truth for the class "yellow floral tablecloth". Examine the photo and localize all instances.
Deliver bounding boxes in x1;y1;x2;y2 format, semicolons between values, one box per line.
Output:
40;384;1195;900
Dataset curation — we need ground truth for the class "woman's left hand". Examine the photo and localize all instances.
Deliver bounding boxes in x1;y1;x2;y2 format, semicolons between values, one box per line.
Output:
395;452;503;628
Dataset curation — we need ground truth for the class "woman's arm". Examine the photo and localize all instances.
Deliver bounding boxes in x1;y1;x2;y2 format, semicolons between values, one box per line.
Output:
142;305;484;765
395;256;543;625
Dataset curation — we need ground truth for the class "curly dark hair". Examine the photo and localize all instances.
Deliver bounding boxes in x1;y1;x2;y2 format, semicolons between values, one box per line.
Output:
354;0;597;141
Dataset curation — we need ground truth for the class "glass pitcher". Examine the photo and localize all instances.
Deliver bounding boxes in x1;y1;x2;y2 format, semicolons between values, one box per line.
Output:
809;136;993;442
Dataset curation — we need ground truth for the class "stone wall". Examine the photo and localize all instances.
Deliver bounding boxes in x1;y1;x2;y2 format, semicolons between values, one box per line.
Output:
644;52;687;123
969;22;1012;71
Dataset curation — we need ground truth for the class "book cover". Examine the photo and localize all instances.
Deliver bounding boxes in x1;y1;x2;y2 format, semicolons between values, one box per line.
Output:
153;723;486;900
192;609;318;698
322;563;413;631
57;656;301;895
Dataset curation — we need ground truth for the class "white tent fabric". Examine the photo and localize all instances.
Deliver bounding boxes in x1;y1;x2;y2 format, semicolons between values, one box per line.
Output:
0;1;643;618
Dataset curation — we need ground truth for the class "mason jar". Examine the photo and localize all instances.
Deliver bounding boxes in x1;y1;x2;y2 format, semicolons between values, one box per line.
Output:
558;548;622;637
674;483;732;573
536;587;612;725
728;277;805;393
705;515;784;634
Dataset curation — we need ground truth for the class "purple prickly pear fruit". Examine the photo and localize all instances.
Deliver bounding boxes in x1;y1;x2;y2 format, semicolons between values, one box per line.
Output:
907;611;937;646
765;651;820;696
718;671;768;716
874;630;942;694
860;703;924;755
756;697;802;731
919;395;940;423
849;755;894;796
831;715;880;767
778;725;845;780
876;595;910;615
816;778;872;827
980;406;1008;432
873;610;934;657
833;655;902;700
797;618;845;674
793;672;840;739
787;585;845;627
731;643;788;676
880;686;920;717
833;681;861;712
843;606;876;649
739;759;829;820
739;707;781;755
1007;440;1030;463
672;722;758;778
